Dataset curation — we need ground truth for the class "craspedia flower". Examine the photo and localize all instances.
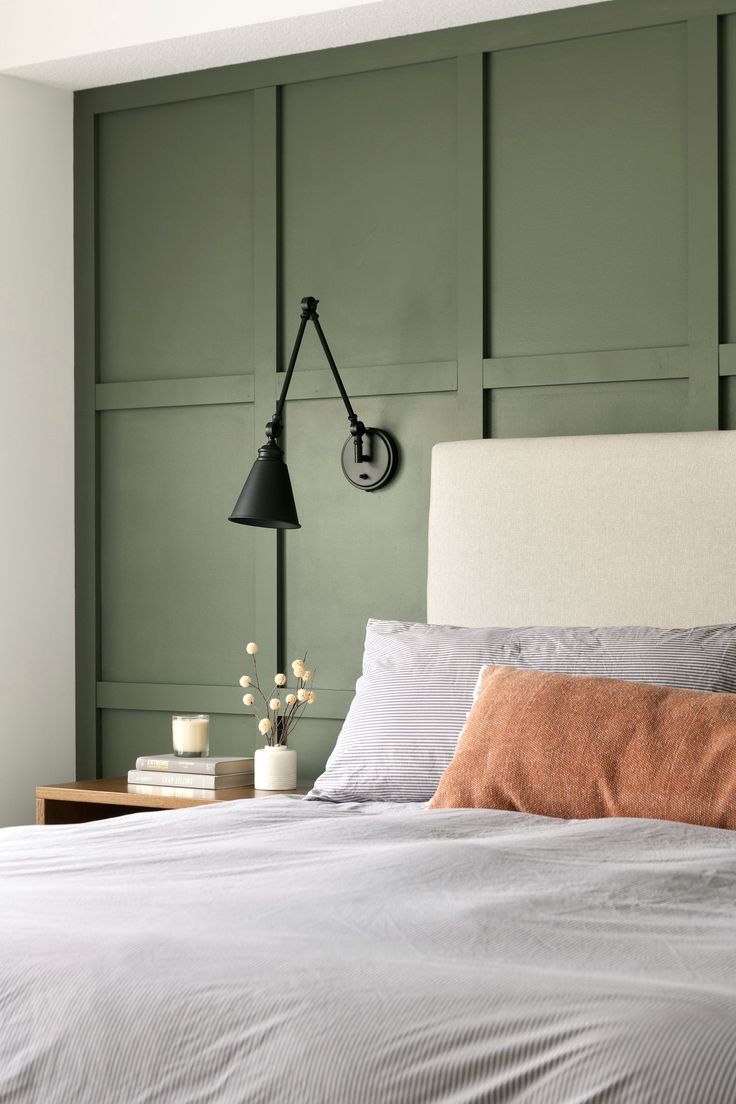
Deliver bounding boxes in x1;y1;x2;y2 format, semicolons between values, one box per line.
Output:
242;693;254;706
239;675;251;688
269;698;281;711
297;688;309;702
307;691;316;705
258;718;272;734
246;642;258;655
274;673;286;686
285;693;297;705
303;670;312;683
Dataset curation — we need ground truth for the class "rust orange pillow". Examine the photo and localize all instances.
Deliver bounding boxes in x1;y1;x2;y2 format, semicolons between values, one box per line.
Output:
429;665;736;829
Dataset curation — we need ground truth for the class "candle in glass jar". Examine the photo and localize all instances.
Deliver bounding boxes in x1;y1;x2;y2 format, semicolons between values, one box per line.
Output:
172;714;209;757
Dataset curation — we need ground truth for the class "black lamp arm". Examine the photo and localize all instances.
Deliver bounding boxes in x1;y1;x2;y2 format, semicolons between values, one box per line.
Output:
266;310;309;445
267;296;368;463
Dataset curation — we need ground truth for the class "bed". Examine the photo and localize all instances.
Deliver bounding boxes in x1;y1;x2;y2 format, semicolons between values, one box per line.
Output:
3;430;736;1103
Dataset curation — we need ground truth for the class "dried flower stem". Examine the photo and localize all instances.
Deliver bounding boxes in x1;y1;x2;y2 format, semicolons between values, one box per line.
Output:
240;648;315;747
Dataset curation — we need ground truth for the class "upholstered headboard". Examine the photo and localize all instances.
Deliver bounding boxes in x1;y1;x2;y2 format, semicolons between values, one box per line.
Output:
427;431;736;628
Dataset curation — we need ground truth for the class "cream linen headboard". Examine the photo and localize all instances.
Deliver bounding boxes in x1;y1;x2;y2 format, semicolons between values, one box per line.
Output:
427;431;736;628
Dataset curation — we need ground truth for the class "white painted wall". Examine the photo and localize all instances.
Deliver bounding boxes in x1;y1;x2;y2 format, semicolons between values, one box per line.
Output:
0;74;74;825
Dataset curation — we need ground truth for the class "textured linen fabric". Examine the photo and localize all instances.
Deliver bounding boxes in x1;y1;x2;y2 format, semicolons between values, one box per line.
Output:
3;799;736;1103
430;665;736;828
427;432;736;628
308;619;736;803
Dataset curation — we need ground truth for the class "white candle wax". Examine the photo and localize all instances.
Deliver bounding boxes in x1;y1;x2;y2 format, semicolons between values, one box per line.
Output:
172;714;209;756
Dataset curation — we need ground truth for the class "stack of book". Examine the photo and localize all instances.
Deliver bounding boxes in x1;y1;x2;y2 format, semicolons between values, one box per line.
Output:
128;753;254;794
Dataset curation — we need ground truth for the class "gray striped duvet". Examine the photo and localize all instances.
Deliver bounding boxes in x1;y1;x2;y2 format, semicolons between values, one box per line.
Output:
2;796;736;1103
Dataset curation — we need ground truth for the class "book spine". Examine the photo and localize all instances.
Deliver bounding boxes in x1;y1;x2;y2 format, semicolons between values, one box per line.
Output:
137;757;218;774
134;756;254;776
127;770;253;790
127;784;220;799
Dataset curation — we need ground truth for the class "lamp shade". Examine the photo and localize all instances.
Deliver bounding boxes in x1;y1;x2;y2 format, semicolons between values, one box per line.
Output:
229;442;301;529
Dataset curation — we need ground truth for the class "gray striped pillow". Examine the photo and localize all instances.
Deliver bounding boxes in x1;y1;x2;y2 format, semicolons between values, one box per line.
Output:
307;620;736;804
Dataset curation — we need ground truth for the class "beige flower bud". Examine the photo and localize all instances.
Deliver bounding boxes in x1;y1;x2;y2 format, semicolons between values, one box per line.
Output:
274;673;286;686
297;688;309;702
242;693;254;706
239;675;251;688
292;659;305;676
307;691;316;704
285;693;297;705
246;642;258;655
303;670;312;683
269;698;281;711
258;718;272;734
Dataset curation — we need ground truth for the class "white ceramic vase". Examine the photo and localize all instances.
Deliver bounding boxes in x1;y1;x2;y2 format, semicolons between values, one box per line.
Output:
254;745;297;790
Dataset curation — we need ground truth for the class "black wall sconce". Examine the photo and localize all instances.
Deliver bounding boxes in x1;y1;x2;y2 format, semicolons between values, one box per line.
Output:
229;297;399;529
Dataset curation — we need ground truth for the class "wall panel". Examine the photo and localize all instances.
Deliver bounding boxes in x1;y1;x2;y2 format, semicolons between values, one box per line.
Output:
97;93;255;383
280;61;457;370
100;403;256;686
486;378;688;439
486;23;688;357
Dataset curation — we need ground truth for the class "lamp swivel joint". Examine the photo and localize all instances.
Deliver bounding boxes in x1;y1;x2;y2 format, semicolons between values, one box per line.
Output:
349;416;368;463
265;414;283;444
300;296;319;319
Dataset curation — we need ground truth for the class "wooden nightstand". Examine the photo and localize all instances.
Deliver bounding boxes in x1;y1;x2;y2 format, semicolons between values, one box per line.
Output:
35;778;314;825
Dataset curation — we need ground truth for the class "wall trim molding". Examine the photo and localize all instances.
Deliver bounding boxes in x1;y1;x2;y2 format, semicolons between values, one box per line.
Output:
483;347;689;390
96;373;255;411
97;682;353;721
686;16;720;428
278;361;457;402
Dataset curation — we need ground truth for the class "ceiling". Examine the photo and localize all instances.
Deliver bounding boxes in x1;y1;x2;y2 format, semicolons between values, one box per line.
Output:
0;0;610;91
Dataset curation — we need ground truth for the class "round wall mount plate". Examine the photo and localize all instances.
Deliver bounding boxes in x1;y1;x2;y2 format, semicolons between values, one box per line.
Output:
341;428;399;491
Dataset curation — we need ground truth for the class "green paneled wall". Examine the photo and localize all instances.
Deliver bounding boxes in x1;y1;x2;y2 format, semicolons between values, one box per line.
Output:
487;379;689;440
75;0;733;780
723;15;736;345
281;62;457;370
99;403;255;685
97;93;255;382
487;23;688;357
284;391;460;687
